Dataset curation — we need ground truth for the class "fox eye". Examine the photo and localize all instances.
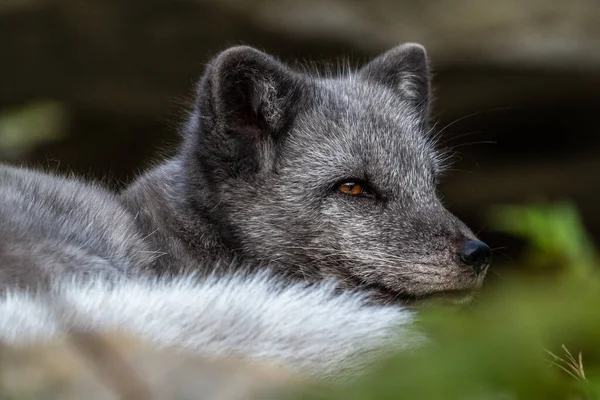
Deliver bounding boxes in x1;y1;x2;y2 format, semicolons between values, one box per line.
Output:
338;182;364;195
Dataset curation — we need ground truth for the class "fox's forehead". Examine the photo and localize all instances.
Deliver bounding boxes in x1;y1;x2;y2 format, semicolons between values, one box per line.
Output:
296;76;435;156
319;76;421;119
281;77;437;192
301;77;431;141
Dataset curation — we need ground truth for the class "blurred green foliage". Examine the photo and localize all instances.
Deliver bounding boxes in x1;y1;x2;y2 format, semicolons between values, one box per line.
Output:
0;101;68;158
489;202;597;280
295;202;600;400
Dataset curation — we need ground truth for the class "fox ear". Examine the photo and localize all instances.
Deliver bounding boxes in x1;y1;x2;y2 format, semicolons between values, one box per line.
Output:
191;46;299;176
359;43;430;115
198;46;297;140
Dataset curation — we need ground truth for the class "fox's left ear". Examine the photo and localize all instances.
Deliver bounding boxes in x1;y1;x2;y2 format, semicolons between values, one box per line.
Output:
359;43;430;116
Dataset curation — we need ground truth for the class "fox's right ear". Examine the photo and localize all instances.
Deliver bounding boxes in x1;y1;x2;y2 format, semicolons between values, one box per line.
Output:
195;46;298;141
188;46;300;176
359;43;430;116
188;46;301;176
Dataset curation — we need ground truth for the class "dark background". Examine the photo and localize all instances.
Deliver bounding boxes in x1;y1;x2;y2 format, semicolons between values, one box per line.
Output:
1;0;599;284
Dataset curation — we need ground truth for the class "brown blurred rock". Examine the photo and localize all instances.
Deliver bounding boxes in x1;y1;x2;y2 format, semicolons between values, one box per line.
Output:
2;0;600;114
203;0;600;69
0;332;307;400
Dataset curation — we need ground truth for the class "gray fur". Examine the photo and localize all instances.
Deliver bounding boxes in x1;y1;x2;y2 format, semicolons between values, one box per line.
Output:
0;164;419;376
0;43;489;374
0;165;155;292
121;44;488;303
0;272;420;379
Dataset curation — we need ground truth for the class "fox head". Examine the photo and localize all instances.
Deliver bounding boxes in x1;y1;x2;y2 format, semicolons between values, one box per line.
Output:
178;44;491;304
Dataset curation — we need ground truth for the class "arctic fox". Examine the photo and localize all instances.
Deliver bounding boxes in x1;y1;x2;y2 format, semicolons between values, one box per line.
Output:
0;43;491;377
119;43;492;302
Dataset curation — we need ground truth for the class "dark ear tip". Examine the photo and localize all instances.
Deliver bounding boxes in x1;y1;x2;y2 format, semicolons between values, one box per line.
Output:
216;45;265;59
211;45;272;71
397;42;427;54
389;43;428;63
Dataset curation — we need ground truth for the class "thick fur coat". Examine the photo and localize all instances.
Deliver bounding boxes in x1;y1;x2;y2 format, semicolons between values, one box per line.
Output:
0;43;490;377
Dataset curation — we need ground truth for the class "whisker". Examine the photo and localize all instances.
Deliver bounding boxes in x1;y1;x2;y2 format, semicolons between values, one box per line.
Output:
434;106;512;138
445;140;497;150
443;168;475;174
492;250;513;261
491;246;509;251
439;130;484;147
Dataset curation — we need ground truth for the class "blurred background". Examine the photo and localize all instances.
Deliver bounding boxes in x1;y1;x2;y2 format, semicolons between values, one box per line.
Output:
1;0;599;287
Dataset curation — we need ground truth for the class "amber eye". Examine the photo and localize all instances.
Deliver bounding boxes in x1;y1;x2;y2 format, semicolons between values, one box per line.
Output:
337;182;364;196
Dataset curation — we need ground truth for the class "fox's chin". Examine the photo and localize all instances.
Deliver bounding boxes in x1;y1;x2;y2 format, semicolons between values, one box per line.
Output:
396;289;477;308
367;278;483;307
409;289;477;308
363;285;477;307
351;270;485;306
410;272;487;307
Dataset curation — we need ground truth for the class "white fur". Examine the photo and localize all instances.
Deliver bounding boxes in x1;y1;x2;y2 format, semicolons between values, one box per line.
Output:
0;272;421;378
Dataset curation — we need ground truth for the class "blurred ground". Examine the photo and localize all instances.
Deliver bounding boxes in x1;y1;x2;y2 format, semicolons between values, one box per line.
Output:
0;332;305;399
1;0;599;285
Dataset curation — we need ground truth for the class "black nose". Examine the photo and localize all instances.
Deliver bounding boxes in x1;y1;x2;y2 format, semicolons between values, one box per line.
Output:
459;240;492;274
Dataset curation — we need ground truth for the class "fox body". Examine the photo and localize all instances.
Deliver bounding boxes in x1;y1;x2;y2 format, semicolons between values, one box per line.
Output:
0;43;490;376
